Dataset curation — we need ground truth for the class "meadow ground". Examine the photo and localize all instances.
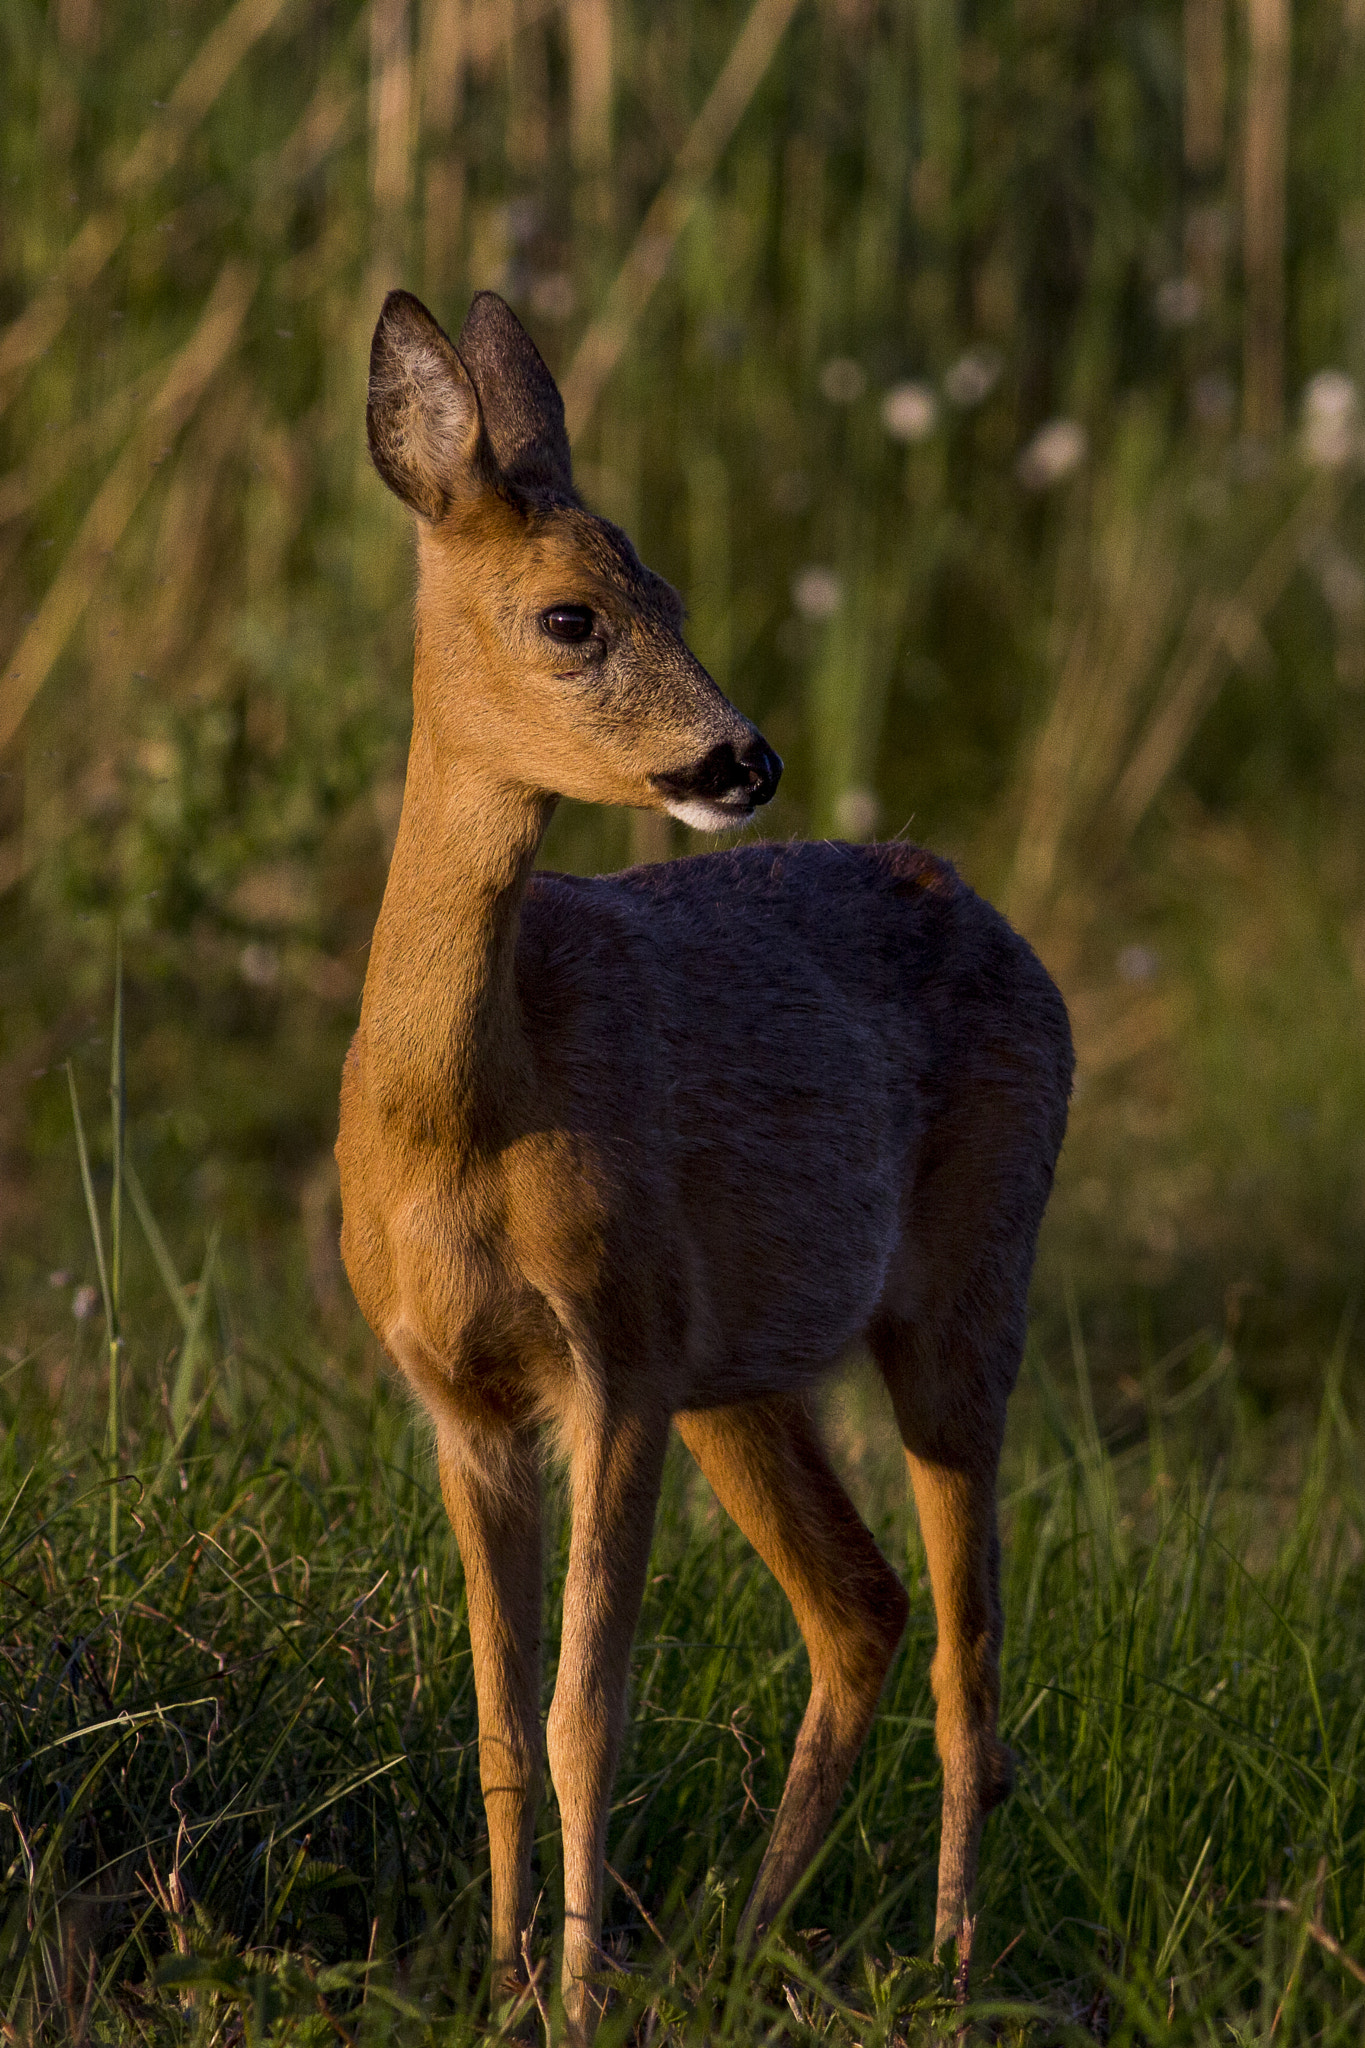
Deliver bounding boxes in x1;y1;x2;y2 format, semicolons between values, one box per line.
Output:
2;1202;1363;2045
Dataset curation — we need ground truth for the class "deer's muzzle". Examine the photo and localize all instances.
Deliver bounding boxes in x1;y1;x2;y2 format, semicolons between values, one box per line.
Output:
651;736;782;816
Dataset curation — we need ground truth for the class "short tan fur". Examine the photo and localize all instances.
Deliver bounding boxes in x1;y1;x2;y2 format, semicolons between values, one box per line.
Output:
337;289;1073;2041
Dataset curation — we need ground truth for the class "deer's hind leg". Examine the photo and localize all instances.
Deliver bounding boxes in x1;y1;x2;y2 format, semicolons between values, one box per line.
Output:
870;1296;1025;1967
675;1395;909;1937
869;1063;1063;1969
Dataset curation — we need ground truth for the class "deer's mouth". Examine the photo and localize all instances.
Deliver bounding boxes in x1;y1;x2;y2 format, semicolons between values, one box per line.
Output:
651;738;782;830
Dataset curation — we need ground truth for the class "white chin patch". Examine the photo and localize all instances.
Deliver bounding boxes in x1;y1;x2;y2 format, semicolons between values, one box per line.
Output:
663;797;748;833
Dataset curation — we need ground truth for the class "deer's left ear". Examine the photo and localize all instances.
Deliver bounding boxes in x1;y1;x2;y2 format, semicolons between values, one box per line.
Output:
456;291;575;495
367;291;485;520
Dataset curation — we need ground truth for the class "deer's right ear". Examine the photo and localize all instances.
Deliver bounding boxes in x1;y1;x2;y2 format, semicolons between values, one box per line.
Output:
367;291;483;520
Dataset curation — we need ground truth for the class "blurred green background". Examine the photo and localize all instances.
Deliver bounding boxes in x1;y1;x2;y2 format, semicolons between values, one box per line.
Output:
2;0;1363;1393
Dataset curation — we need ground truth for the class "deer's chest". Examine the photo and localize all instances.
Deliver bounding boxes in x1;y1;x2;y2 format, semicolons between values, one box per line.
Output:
337;1116;614;1429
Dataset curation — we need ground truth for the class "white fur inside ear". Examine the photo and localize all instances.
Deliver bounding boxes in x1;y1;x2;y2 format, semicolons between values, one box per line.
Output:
663;797;748;833
370;309;480;515
403;336;477;479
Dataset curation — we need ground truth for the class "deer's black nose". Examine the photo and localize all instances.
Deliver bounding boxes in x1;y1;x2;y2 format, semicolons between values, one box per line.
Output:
738;736;782;807
651;735;783;812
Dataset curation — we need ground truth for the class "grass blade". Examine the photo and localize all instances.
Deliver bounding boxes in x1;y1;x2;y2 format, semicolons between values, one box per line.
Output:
171;1227;220;1440
125;1154;193;1335
107;934;125;1574
66;1061;112;1337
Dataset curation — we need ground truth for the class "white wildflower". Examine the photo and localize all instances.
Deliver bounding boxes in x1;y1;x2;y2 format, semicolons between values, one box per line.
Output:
239;942;281;989
1016;418;1087;490
1154;277;1203;328
1301;370;1360;469
791;566;843;620
834;786;881;839
1310;536;1365;622
881;381;938;443
943;347;1003;407
1116;944;1159;985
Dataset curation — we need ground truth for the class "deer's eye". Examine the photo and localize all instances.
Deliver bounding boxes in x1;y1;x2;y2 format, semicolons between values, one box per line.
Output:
542;605;595;644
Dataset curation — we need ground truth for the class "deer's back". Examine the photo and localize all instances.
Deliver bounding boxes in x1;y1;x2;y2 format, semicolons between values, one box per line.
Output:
518;840;1072;1403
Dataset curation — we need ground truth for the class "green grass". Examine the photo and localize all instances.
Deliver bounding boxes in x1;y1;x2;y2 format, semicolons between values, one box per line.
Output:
2;0;1365;1355
3;1254;1363;2043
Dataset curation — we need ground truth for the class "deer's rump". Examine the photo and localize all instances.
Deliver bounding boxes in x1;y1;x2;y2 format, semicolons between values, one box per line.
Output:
517;840;1071;1401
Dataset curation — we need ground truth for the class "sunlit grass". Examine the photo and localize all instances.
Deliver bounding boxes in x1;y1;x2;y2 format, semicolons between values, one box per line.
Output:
2;1225;1362;2042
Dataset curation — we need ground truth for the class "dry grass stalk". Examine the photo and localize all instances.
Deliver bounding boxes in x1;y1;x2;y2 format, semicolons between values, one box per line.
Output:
0;262;256;754
265;65;361;200
0;0;288;405
917;0;960;212
420;0;467;290
370;0;414;269
506;0;553;177
0;373;157;530
1183;0;1228;299
519;1921;553;2042
1183;0;1227;174
1007;480;1181;934
561;0;804;437
1242;0;1290;439
1068;987;1191;1083
420;0;466;135
910;0;960;349
1113;477;1340;834
1260;1859;1365;1997
0;215;124;405
113;0;294;192
1011;466;1345;943
140;392;248;678
464;0;559;70
568;0;614;174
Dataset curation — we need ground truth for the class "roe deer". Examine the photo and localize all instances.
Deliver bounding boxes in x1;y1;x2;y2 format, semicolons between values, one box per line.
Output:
336;288;1073;2041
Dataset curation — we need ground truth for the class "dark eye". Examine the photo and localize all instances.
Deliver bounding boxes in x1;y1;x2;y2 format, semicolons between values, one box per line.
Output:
542;605;595;644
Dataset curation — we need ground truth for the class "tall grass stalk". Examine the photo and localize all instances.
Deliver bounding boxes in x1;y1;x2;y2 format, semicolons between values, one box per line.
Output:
107;936;124;1575
63;938;127;1579
1243;0;1291;440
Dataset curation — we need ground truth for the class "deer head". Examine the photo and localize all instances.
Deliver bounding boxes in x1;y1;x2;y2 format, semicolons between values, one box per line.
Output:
366;290;781;829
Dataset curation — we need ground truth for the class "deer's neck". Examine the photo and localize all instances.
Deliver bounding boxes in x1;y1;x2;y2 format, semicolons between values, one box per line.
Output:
360;718;551;1151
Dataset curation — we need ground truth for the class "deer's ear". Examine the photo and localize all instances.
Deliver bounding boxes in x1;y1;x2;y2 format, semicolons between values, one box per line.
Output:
367;291;483;519
456;291;574;495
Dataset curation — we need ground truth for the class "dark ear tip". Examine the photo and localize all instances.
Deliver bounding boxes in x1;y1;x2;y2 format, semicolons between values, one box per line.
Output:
379;287;435;319
371;290;453;360
456;290;538;357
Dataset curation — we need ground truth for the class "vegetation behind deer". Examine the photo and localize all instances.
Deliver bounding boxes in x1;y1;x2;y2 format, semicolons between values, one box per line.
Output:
1;0;1363;1382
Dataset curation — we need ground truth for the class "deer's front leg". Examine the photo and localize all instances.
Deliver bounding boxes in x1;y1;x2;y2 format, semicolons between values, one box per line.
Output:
546;1401;670;2044
436;1424;543;2002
